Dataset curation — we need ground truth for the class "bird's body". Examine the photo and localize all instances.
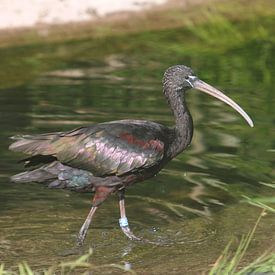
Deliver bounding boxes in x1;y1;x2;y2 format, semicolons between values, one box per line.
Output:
10;118;192;193
9;65;253;245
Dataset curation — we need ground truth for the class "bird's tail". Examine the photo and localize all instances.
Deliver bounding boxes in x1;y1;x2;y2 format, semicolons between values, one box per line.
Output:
9;134;57;155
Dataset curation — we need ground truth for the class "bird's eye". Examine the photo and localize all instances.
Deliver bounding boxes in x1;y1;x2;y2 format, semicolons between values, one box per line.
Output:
185;76;189;80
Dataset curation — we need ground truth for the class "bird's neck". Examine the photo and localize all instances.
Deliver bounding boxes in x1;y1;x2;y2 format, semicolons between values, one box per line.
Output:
165;90;193;159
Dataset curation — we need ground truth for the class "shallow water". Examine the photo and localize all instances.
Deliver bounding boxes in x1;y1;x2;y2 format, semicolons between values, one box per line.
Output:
0;20;275;274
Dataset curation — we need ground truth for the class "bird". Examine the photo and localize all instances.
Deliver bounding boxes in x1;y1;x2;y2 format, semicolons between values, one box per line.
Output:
9;65;254;246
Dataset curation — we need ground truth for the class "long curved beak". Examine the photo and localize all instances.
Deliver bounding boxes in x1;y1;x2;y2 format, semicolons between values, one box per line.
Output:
192;78;254;127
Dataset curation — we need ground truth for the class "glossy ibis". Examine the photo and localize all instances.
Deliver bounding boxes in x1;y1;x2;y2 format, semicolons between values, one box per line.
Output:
9;65;253;246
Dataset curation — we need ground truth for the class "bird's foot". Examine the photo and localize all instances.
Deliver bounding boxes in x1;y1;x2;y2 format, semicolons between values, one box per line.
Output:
76;220;90;247
120;225;143;241
121;226;164;245
76;233;85;247
119;217;160;245
119;217;142;241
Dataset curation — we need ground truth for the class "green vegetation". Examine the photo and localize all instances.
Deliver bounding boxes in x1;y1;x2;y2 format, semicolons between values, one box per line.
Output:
0;248;136;274
209;209;275;275
243;196;275;214
0;0;274;89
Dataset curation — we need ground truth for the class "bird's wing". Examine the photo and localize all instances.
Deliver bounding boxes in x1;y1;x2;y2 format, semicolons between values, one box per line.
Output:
9;121;167;176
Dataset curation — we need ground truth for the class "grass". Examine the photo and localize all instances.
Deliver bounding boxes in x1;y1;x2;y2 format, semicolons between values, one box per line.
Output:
243;196;275;214
209;209;275;275
208;193;275;274
0;248;136;275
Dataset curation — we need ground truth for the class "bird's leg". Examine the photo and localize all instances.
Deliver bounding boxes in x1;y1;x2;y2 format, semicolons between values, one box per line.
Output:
76;186;114;246
76;206;98;246
118;189;142;241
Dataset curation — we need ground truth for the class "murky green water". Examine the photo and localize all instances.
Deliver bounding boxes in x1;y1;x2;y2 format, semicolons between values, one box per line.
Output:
0;15;275;274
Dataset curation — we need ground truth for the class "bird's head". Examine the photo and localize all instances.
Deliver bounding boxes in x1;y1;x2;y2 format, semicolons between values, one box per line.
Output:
163;65;254;127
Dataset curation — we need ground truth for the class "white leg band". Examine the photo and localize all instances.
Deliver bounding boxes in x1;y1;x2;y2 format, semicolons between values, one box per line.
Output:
119;217;129;227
